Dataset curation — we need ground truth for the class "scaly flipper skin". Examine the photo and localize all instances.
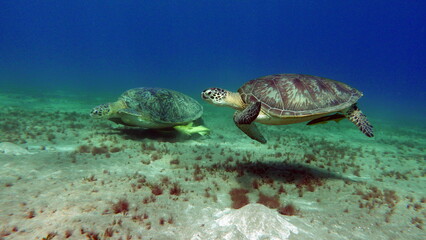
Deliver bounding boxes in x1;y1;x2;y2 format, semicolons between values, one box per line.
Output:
117;108;142;126
346;104;374;137
118;108;141;117
233;102;267;143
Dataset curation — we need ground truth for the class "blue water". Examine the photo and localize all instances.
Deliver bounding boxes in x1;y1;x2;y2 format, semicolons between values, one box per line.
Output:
1;1;425;121
0;2;425;239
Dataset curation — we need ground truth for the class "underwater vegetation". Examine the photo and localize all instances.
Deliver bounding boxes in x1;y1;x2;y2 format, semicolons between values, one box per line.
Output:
0;98;425;239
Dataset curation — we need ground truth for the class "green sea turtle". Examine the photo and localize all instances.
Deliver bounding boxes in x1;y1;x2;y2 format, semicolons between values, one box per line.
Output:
201;74;373;143
91;87;209;135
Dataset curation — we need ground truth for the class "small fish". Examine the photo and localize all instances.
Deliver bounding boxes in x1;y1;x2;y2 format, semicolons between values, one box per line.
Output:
174;122;210;136
307;113;346;125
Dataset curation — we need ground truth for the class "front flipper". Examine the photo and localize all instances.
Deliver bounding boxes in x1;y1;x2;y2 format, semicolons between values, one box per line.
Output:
116;108;145;127
233;102;266;144
346;104;374;137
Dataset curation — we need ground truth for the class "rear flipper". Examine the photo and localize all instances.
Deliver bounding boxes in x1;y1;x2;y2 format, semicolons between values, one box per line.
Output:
233;102;267;144
346;104;374;137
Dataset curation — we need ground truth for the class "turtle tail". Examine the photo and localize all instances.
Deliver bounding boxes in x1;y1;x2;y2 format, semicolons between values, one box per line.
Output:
345;104;374;137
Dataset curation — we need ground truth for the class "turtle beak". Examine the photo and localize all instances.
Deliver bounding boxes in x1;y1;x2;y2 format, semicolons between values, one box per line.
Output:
201;89;211;100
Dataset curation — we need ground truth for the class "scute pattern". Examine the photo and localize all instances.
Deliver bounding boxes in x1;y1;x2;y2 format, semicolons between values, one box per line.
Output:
238;74;362;116
120;88;203;123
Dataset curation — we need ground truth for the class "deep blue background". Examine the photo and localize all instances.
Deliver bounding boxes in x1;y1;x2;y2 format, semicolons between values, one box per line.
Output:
1;1;425;121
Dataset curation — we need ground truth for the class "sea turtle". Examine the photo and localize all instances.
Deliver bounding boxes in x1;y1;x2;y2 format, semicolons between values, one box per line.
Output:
91;87;209;135
201;74;373;143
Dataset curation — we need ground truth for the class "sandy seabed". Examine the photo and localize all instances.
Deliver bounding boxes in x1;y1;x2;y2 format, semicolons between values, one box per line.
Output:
0;90;424;240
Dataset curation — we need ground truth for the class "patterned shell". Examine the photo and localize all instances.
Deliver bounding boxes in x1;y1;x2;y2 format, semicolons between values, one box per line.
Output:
238;74;362;117
119;88;203;123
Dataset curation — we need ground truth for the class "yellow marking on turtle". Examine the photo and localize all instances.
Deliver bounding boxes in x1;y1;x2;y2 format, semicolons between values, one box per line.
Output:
174;122;210;136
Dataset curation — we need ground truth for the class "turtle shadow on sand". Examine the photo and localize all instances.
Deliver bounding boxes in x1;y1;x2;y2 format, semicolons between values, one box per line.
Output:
219;160;357;190
110;128;202;143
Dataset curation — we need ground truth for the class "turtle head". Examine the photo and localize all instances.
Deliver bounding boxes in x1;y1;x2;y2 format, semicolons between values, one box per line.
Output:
90;103;112;119
201;88;229;106
202;88;243;109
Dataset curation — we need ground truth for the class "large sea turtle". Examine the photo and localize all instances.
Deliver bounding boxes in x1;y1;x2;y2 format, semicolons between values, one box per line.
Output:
91;87;209;135
201;74;373;143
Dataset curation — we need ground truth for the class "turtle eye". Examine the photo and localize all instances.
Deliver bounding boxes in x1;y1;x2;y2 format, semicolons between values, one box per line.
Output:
201;90;209;99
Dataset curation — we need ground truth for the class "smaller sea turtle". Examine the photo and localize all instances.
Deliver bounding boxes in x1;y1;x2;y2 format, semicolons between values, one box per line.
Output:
201;74;373;143
91;88;209;135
